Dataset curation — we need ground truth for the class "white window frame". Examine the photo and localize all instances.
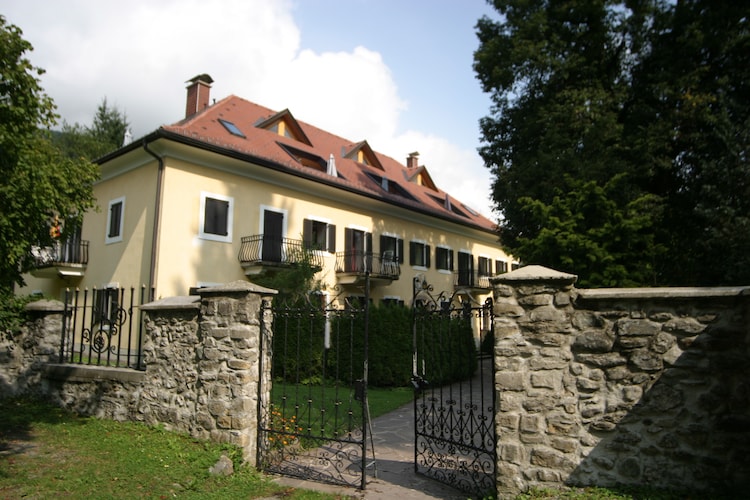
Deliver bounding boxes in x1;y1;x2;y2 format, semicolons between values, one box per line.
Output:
199;192;234;243
435;245;453;273
410;239;429;270
305;215;335;254
105;196;125;244
478;254;493;277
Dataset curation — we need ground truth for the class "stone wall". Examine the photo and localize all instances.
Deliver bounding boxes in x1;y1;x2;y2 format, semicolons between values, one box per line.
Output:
493;265;750;497
0;300;65;397
1;281;276;464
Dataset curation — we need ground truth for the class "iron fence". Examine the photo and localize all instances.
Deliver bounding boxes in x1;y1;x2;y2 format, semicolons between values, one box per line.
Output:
59;286;154;370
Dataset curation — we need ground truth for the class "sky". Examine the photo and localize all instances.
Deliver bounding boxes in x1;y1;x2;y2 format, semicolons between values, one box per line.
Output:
4;0;500;218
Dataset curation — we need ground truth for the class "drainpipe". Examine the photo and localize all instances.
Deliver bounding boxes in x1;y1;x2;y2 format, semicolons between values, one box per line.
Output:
143;138;164;296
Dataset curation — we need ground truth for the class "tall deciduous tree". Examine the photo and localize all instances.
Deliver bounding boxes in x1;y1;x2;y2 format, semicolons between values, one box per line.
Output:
475;0;749;286
0;16;98;291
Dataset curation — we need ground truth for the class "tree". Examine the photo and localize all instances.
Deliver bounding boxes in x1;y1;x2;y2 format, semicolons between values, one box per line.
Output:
89;98;129;154
54;98;130;161
474;1;750;286
0;16;98;292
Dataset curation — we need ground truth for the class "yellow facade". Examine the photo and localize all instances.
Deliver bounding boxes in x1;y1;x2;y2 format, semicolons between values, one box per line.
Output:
21;139;511;311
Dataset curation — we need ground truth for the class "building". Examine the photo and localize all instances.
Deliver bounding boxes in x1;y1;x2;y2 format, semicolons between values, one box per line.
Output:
23;74;513;318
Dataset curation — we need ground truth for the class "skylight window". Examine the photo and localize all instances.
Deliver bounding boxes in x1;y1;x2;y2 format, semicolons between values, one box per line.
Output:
218;119;245;138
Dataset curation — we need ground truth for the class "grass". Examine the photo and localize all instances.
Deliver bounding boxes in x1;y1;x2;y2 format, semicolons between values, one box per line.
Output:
267;382;413;448
0;397;350;499
0;387;412;499
0;394;701;500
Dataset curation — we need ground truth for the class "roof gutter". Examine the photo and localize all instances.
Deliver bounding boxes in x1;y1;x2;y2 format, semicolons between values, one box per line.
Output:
142;138;164;295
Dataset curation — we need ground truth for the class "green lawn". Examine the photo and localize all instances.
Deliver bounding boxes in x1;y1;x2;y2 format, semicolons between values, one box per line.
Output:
0;397;350;499
0;387;411;499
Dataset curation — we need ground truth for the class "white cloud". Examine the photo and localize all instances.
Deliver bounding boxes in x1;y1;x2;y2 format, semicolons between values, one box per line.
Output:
4;0;495;217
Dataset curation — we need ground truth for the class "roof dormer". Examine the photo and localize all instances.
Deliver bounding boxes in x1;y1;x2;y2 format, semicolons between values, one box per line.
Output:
343;141;383;170
405;152;438;191
255;109;312;146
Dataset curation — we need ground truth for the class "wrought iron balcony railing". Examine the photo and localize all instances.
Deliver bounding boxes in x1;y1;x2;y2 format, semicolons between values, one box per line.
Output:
238;235;324;270
453;270;495;290
30;239;89;268
334;251;401;280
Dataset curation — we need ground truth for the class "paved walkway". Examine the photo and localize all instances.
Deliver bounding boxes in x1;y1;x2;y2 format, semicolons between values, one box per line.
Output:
272;399;466;499
272;357;495;499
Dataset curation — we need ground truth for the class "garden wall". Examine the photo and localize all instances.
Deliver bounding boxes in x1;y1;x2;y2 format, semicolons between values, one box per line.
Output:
0;281;276;464
492;265;750;497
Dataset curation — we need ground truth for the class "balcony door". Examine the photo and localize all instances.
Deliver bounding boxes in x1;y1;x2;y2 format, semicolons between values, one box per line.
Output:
262;209;284;263
344;228;372;272
457;251;474;286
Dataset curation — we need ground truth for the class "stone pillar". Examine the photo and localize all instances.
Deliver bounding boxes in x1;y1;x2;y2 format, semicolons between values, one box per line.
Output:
492;265;578;497
140;281;276;465
195;281;277;464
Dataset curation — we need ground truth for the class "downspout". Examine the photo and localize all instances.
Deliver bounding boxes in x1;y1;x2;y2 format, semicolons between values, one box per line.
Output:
143;138;164;295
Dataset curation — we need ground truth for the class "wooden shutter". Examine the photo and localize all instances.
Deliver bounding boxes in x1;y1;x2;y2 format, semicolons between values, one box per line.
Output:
327;224;336;253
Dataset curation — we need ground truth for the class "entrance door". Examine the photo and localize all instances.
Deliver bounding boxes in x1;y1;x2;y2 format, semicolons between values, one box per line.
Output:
262;210;284;263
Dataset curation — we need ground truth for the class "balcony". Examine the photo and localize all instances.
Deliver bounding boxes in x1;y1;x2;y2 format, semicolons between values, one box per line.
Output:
453;270;495;291
238;235;324;275
30;239;89;279
335;251;401;285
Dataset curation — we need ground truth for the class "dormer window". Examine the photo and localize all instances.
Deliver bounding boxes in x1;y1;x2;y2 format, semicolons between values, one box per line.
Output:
344;141;383;170
428;194;469;218
255;109;312;146
365;173;416;201
278;143;327;172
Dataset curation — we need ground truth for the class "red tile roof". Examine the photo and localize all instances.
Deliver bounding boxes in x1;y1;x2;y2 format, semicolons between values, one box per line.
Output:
161;95;497;232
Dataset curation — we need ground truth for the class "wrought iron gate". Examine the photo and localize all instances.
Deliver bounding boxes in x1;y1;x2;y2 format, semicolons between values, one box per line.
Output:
257;289;370;489
412;279;496;498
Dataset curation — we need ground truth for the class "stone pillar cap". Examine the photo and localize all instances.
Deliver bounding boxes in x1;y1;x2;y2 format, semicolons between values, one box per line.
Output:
494;265;577;285
196;280;278;296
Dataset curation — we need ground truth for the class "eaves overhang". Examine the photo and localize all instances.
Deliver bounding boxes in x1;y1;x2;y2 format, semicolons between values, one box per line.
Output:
96;128;499;236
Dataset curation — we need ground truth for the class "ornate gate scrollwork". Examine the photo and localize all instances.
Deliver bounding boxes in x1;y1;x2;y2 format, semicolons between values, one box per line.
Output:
412;276;496;498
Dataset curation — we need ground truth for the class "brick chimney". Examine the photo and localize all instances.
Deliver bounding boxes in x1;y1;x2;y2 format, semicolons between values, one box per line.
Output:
406;151;420;168
185;74;213;118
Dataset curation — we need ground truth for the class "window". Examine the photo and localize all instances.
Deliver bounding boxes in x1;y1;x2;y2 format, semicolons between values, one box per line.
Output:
410;241;431;268
199;192;233;242
365;173;417;201
496;259;508;274
380;235;404;263
105;197;125;244
303;218;336;253
436;247;454;271
478;256;492;277
218;119;245;138
382;297;405;307
457;251;474;286
279;143;327;172
93;286;120;327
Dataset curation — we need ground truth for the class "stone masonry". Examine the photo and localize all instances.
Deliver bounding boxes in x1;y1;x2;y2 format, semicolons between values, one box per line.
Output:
492;265;750;497
1;281;276;465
